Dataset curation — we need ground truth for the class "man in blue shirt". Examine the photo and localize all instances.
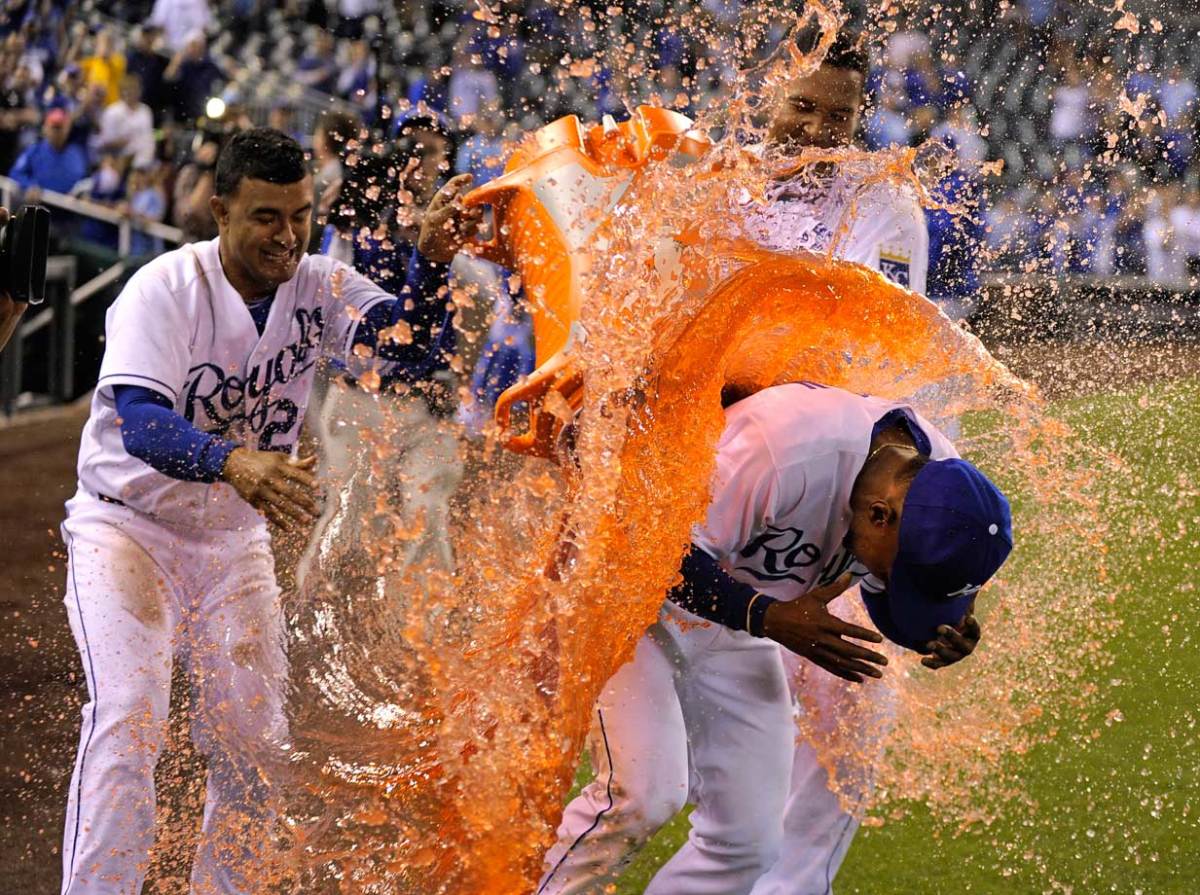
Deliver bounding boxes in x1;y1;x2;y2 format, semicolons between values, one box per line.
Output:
8;107;88;196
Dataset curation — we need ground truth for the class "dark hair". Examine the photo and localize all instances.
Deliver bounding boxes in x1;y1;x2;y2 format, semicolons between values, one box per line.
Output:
317;109;362;153
823;30;869;78
793;15;870;80
214;127;308;197
896;451;932;484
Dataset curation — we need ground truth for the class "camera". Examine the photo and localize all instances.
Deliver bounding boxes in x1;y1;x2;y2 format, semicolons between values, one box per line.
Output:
0;205;51;304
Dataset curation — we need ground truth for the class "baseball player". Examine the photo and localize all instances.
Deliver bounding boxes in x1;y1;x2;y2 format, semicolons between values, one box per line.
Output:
540;381;1010;894
58;127;479;895
538;33;984;895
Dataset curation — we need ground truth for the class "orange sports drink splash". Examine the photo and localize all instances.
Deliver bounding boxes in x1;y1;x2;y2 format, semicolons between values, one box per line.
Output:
436;107;1033;893
463;106;1019;459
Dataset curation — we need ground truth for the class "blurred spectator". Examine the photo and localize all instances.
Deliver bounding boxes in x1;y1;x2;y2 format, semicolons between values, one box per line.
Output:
455;102;506;185
268;104;303;144
295;29;338;95
866;83;912;149
78;28;126;106
448;40;500;123
124;163;168;256
1050;60;1095;146
5;32;45;85
336;38;375;108
8;108;88;196
148;0;213;52
312;108;361;225
1169;179;1200;279
124;27;168;115
0;62;40;175
70;82;109;152
1160;64;1198;126
1144;184;1185;287
926;169;985;320
80;152;127;249
904;49;947;113
334;0;379;41
172;135;219;241
163;31;224;123
931;104;989;165
96;75;155;168
984;191;1035;269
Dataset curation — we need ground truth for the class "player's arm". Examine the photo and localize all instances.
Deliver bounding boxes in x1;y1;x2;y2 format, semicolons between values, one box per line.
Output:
677;417;887;683
112;385;317;531
671;548;887;683
336;176;483;375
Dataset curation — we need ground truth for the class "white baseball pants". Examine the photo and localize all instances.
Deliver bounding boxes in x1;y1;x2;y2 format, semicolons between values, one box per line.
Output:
539;593;900;895
298;376;463;591
538;601;794;895
60;492;288;895
748;636;900;895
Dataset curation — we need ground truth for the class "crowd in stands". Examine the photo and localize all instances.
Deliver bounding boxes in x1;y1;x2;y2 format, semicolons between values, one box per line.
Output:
1;0;1199;290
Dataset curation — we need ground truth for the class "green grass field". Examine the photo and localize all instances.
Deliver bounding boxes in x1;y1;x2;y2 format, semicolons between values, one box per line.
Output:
593;377;1200;894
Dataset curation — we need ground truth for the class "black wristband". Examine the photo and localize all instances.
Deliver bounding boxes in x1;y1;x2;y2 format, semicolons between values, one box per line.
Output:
747;593;777;638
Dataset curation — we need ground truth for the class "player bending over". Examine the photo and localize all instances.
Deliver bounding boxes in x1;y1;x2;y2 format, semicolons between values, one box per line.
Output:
539;381;1011;895
58;128;481;895
538;27;969;895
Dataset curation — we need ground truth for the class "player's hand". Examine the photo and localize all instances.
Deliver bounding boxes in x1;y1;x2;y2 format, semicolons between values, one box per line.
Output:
221;449;319;532
762;573;888;683
921;612;981;670
417;173;485;263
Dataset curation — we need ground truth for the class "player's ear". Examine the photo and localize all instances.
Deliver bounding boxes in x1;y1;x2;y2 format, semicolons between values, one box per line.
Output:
869;499;893;528
209;194;229;228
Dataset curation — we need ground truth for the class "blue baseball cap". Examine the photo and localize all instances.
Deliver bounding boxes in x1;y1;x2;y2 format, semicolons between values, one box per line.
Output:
882;458;1013;651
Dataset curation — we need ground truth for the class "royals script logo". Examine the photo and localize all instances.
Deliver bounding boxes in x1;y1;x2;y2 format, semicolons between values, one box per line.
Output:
183;307;324;451
736;525;868;591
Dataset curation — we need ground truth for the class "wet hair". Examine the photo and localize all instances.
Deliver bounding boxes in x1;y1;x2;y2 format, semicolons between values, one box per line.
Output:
896;451;932;484
214;127;307;198
317;109;362;154
823;30;870;79
792;13;870;80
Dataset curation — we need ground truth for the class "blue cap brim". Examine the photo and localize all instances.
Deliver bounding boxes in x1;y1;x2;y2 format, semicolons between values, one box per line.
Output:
885;562;976;650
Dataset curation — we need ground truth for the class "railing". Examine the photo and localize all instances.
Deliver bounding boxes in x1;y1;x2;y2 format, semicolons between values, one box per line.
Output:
973;272;1200;342
0;176;186;415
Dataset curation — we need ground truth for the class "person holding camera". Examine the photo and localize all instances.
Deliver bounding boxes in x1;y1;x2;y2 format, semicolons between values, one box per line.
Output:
0;207;25;353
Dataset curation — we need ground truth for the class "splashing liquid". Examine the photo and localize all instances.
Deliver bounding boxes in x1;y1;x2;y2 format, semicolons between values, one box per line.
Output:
267;4;1126;893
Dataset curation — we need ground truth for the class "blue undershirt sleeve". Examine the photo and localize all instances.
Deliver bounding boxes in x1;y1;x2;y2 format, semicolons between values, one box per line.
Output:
113;385;237;483
668;544;778;637
353;249;452;367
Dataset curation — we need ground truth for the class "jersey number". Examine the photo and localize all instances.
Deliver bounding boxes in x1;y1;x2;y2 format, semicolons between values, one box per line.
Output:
258;398;298;451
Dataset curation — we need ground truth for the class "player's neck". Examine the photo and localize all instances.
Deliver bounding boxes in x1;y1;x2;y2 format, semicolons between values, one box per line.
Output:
218;241;276;303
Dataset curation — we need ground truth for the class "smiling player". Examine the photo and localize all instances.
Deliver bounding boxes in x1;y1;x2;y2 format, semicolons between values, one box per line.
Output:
58;128;479;895
538;30;999;895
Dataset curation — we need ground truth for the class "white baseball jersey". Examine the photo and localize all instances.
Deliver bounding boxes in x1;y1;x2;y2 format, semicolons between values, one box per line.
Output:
741;166;929;294
692;382;957;601
77;237;397;529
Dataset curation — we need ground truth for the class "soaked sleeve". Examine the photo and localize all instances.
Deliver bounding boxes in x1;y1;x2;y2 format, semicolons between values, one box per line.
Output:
692;414;796;563
842;187;930;296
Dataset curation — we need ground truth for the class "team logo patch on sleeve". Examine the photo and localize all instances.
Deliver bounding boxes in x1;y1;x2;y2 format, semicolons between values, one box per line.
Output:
879;253;911;287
